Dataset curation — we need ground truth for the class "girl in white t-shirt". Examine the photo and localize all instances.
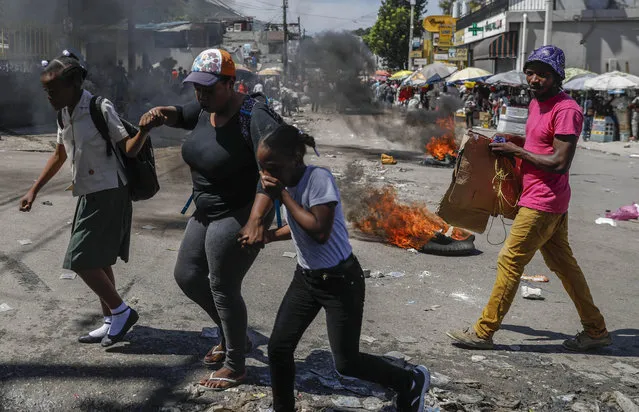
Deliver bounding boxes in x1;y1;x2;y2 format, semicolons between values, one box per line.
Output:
19;52;159;347
254;124;431;412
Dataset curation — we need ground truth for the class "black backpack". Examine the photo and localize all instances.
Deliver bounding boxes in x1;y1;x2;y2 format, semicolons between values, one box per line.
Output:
57;96;160;201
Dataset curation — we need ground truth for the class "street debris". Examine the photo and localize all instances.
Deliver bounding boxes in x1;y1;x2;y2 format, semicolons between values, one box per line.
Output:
386;271;405;278
612;362;639;375
601;391;639;412
0;303;13;312
17;239;32;246
282;252;297;258
424;304;441;311
595;217;617;227
41;200;53;206
419;270;432;279
521;285;544;300
380;153;397;165
142;225;156;230
558;394;578;402
201;327;219;339
450;292;471;302
362;269;371;278
383;351;411;361
605;203;639;221
430;372;451;387
332;396;361;409
360;335;377;344
395;335;418;344
521;274;550;282
407;248;418;254
369;270;384;279
406;300;416;305
59;273;77;280
471;355;486;362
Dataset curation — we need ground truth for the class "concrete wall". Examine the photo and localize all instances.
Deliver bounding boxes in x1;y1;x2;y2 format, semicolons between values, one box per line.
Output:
519;20;639;74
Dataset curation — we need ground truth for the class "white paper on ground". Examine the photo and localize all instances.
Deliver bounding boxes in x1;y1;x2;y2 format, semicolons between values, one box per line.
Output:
60;273;77;280
18;239;33;246
0;303;13;312
282;252;297;258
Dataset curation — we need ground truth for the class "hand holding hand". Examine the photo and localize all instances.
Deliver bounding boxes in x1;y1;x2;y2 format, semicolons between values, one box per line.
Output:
139;108;167;132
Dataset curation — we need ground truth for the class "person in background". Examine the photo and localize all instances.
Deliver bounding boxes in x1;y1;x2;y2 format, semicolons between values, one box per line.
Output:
630;95;639;140
257;124;431;412
583;95;594;141
20;51;152;347
464;94;476;128
447;45;611;352
238;79;249;94
253;81;264;95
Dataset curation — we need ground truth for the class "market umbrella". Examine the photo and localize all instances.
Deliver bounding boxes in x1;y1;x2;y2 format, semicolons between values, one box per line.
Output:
564;68;595;83
447;67;492;83
235;64;253;73
402;63;457;86
584;71;639;91
390;70;414;80
375;69;391;77
485;70;527;86
562;73;597;91
258;68;281;76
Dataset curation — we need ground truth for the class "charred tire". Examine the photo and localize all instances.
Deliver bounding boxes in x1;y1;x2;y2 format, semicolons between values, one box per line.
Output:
420;233;477;256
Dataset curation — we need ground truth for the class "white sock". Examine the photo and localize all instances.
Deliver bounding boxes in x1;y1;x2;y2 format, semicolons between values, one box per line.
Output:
88;316;112;338
109;303;131;336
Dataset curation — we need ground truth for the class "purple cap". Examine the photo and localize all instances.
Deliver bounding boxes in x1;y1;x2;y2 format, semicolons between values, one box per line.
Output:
524;45;566;80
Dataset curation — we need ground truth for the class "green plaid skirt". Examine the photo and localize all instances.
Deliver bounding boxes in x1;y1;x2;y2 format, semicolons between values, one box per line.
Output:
63;185;132;271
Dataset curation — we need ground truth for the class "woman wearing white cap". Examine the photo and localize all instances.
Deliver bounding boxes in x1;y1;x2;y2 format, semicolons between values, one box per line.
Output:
140;49;281;390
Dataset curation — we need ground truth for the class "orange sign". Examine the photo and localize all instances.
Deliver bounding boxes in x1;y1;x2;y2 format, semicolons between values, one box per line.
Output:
422;15;457;33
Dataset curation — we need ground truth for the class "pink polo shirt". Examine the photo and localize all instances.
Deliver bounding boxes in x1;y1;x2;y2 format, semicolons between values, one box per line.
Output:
518;92;583;214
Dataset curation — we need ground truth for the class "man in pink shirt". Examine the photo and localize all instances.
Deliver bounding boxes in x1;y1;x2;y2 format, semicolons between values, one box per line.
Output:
447;46;611;351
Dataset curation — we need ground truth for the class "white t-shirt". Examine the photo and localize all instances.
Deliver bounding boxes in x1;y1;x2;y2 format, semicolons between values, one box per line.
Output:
285;166;352;270
56;90;129;196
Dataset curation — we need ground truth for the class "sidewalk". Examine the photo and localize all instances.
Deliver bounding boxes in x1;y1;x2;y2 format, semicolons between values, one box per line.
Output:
579;140;639;157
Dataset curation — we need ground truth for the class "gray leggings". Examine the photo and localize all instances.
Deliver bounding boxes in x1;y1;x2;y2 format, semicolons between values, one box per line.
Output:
174;204;265;372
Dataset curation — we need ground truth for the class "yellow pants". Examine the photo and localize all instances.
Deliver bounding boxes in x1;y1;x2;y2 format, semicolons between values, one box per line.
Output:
475;207;607;340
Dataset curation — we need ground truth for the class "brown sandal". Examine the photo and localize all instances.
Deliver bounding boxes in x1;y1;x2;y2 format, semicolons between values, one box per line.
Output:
197;371;247;392
203;338;253;365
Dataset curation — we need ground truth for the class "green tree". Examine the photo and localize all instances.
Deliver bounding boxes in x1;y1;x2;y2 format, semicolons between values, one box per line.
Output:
363;0;427;70
439;0;453;14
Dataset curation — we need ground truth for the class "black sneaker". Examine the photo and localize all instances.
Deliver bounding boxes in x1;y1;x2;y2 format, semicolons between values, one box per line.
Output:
397;365;431;412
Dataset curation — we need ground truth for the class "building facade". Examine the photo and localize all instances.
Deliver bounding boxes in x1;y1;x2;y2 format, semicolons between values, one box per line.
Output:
451;0;639;74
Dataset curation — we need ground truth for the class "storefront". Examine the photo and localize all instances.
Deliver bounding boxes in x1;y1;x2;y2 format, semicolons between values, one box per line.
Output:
471;31;518;73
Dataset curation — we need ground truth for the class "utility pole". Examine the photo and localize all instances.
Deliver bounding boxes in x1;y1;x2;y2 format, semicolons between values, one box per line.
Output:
282;0;288;80
408;0;416;70
543;0;552;45
127;0;135;74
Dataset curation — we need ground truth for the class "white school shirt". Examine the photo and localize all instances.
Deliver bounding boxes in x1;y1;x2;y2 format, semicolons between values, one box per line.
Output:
56;90;129;196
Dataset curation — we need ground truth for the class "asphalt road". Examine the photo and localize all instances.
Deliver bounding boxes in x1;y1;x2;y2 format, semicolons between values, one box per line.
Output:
1;111;638;411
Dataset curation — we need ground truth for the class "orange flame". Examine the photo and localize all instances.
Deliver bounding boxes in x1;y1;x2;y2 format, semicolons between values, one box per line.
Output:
426;117;458;161
353;187;449;249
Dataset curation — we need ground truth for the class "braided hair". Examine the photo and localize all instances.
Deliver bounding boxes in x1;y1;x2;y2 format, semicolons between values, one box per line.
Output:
262;124;317;160
42;50;87;85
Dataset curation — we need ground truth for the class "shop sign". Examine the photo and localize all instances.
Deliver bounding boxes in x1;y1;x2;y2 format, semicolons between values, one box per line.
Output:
460;12;507;45
438;24;454;48
448;47;468;61
434;53;449;61
410;50;423;58
453;29;465;46
422;15;457;33
414;58;429;65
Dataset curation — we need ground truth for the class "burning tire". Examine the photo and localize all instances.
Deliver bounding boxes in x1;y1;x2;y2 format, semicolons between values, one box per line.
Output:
420;232;477;256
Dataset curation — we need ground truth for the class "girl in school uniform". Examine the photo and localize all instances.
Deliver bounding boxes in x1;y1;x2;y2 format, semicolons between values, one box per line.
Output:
253;124;431;412
19;52;156;346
